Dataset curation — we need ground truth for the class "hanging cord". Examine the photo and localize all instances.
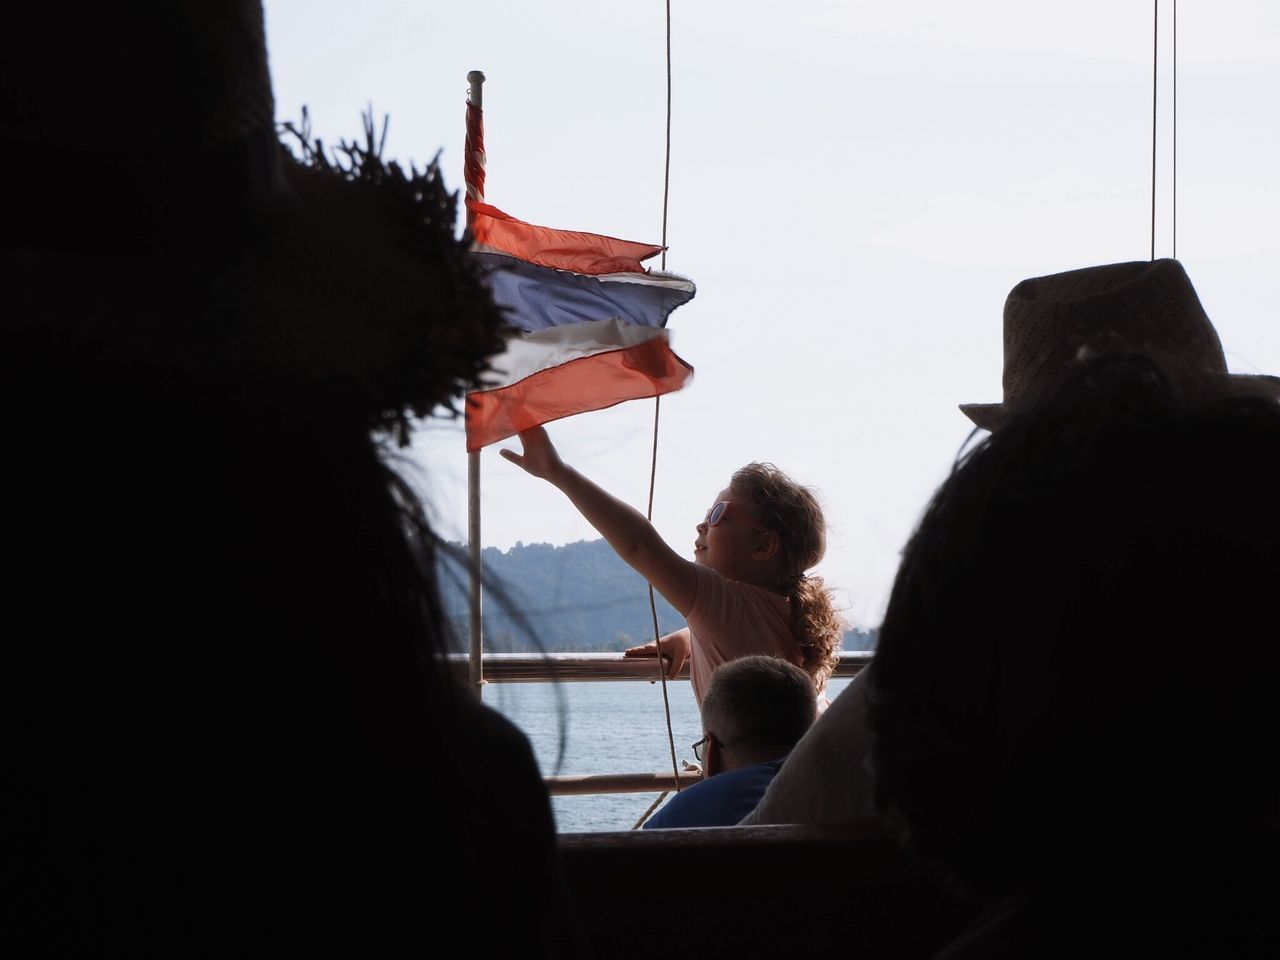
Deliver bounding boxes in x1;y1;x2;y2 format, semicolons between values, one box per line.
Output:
1150;0;1158;261
639;0;682;824
633;790;671;830
1149;1;1178;260
660;0;672;272
646;397;681;797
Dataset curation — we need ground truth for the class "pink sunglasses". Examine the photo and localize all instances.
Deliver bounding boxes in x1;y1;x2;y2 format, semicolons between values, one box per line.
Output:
704;500;768;532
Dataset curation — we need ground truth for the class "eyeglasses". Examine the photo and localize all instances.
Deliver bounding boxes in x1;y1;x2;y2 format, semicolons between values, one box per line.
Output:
704;500;768;532
691;736;709;761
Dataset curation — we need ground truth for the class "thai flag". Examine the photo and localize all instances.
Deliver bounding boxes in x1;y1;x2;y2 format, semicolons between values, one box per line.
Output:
462;100;695;452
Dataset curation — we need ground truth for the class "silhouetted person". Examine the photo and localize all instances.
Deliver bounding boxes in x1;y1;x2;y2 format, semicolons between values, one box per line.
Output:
644;655;817;829
2;4;585;955
870;354;1280;957
742;257;1280;830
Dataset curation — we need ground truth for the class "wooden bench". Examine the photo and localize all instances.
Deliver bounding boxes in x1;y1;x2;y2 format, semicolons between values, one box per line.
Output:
558;821;978;959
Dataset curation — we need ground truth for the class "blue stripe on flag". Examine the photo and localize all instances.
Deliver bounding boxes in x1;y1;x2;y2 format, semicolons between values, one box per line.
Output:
476;252;695;333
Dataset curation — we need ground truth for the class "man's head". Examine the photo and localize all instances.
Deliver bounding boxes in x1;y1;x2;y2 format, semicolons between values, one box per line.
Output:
699;655;817;776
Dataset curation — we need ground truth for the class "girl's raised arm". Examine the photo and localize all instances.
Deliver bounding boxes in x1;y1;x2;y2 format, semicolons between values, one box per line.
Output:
500;427;698;615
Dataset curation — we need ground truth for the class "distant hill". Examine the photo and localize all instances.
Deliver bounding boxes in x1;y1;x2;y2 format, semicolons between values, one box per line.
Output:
437;538;877;653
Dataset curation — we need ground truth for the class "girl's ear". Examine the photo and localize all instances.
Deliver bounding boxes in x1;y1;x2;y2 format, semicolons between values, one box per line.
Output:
753;530;781;561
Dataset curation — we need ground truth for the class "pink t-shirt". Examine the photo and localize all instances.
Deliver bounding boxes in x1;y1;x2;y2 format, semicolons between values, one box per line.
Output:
686;563;806;705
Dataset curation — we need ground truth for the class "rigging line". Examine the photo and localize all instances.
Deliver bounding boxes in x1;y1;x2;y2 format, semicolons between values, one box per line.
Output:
661;0;672;270
1151;0;1158;261
644;0;681;803
632;789;671;830
646;398;681;797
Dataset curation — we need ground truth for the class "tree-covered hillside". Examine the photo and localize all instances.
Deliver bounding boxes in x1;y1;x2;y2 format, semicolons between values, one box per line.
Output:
437;539;877;653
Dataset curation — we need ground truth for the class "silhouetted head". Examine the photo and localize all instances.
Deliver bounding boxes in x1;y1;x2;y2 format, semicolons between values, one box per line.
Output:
2;2;519;951
872;354;1280;907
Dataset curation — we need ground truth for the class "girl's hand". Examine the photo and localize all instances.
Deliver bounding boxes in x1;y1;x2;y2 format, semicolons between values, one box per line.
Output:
624;628;690;679
500;428;699;617
499;426;566;482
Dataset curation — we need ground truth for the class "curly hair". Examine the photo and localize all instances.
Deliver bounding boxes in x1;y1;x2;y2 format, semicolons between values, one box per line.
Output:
730;463;845;687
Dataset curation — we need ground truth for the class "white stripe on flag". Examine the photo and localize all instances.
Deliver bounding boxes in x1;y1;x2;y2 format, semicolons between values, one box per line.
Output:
481;318;674;389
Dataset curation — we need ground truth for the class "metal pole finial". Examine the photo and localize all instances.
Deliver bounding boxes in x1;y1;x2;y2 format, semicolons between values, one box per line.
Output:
467;70;486;107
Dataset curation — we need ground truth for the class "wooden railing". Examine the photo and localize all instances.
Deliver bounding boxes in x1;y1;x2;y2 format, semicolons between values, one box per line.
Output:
449;650;875;798
449;649;874;683
546;769;705;796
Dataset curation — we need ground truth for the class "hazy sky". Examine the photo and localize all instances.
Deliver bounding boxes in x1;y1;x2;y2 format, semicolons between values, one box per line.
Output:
264;1;1279;629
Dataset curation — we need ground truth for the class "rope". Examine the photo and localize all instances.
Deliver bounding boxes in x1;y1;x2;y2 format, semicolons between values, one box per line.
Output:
645;0;682;794
632;790;670;830
661;0;672;271
647;398;681;791
1151;0;1158;261
1149;1;1179;260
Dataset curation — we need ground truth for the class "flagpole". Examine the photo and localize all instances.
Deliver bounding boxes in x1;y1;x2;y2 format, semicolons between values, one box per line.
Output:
466;70;486;693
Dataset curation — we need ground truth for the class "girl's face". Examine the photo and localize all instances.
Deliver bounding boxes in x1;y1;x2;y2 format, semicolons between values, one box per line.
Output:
694;486;768;580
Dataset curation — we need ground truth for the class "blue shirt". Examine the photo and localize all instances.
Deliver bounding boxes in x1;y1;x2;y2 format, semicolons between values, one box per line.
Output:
643;758;785;829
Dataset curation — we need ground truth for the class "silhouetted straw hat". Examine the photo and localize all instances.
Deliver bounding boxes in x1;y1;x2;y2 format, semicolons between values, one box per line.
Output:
1;2;506;438
960;259;1280;430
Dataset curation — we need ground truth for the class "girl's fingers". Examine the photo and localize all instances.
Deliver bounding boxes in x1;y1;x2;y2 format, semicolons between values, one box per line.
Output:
516;427;544;451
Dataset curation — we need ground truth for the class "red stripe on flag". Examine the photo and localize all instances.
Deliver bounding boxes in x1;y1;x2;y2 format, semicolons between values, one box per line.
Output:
464;102;486;211
468;201;663;275
465;337;693;451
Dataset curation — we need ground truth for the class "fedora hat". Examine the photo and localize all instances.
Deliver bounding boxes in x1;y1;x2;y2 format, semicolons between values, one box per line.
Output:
960;258;1280;431
1;2;506;438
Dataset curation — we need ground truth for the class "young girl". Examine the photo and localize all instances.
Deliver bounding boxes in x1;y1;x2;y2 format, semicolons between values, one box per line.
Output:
501;426;844;705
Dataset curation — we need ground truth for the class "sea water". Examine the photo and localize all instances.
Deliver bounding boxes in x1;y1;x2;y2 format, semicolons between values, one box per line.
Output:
483;677;855;833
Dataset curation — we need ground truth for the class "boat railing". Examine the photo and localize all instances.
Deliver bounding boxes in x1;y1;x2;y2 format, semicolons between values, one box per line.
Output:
448;649;872;683
449;650;874;797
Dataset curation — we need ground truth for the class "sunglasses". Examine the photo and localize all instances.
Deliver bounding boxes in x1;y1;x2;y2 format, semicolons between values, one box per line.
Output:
704;500;768;532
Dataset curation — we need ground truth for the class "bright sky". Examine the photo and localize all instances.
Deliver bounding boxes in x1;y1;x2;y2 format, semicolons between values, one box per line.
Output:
264;1;1280;629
